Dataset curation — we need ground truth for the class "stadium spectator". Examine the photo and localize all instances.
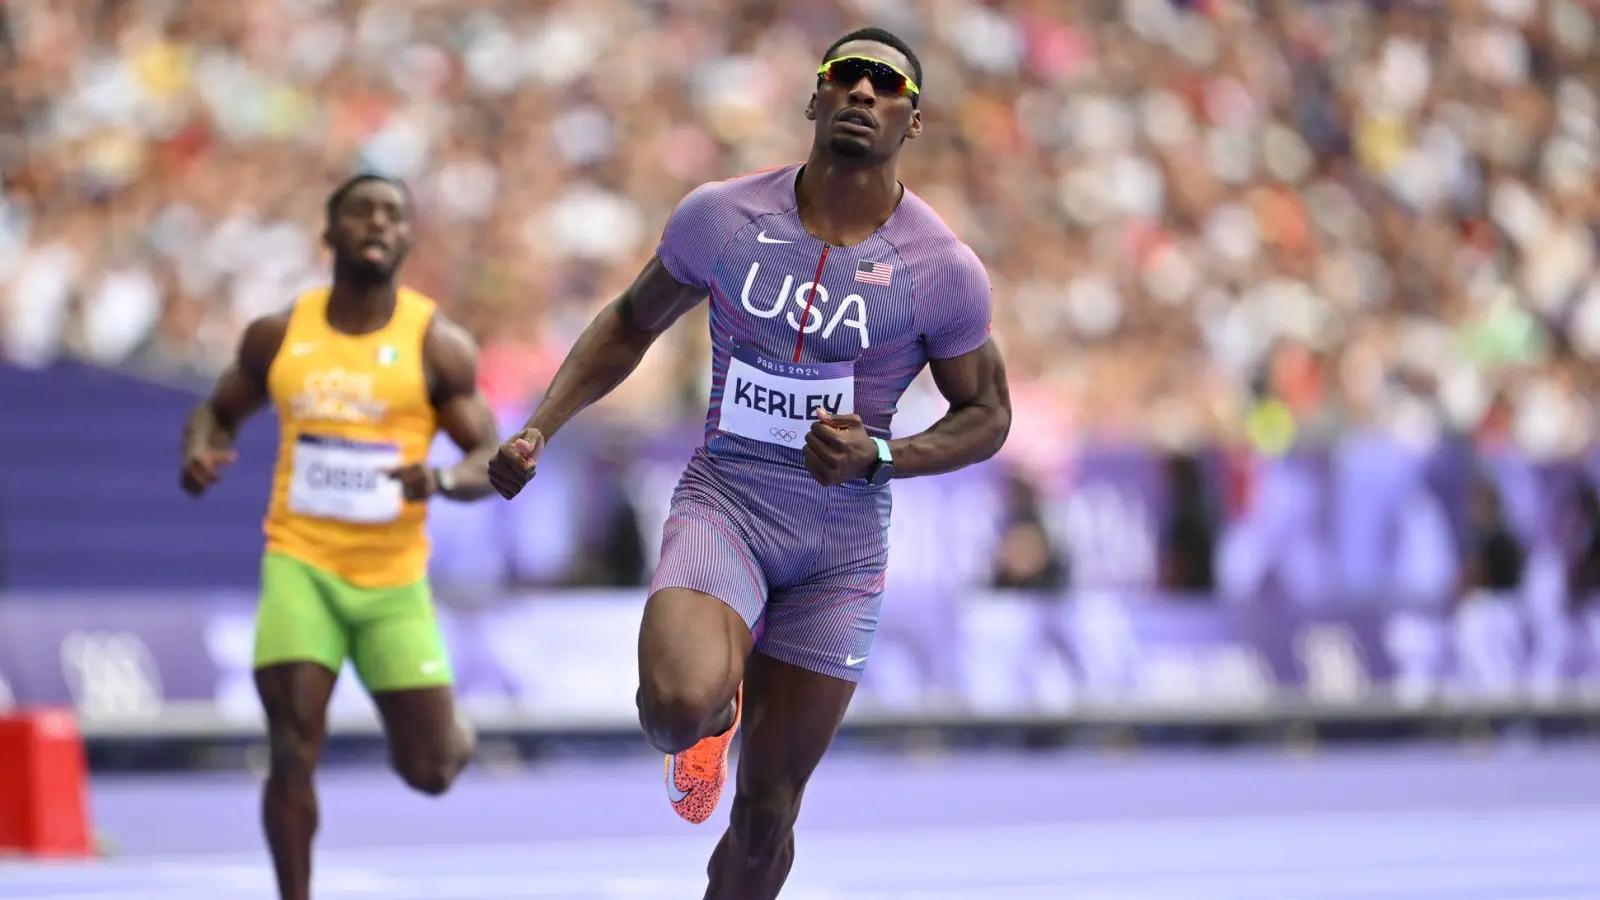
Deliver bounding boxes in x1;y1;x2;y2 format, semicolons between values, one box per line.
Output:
3;0;1596;454
991;473;1068;591
1160;453;1220;593
3;0;1598;600
1460;474;1527;602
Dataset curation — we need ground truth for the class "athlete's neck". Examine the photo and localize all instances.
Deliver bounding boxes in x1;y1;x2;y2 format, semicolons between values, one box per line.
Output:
795;156;903;247
325;279;399;336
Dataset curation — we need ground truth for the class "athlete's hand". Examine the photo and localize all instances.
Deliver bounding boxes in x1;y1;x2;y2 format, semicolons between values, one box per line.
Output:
804;411;877;487
180;447;237;497
383;464;438;502
489;428;546;500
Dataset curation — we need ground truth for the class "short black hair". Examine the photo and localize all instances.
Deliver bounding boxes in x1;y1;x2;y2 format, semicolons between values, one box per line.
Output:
325;173;411;225
822;27;923;102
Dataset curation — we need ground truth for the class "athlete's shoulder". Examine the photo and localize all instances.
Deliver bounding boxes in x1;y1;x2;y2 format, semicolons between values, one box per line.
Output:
885;188;990;287
422;308;477;359
712;163;801;193
659;164;800;288
421;310;479;402
242;312;292;343
675;164;798;223
249;285;319;345
238;313;291;382
887;188;992;357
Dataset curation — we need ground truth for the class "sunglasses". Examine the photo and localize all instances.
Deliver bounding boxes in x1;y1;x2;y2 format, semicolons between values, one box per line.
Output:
816;55;920;100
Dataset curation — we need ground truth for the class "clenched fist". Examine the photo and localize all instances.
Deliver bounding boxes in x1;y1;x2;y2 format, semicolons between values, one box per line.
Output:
181;447;237;497
489;428;546;500
803;411;878;487
383;464;439;502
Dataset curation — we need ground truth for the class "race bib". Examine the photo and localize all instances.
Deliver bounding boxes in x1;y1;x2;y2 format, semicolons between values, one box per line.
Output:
287;435;404;524
718;342;855;448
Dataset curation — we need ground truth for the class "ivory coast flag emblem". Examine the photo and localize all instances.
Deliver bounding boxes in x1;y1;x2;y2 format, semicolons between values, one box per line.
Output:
378;345;398;366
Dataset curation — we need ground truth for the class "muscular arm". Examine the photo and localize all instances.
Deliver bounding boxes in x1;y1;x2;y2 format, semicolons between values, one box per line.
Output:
424;315;499;501
887;339;1012;479
182;316;285;455
521;256;706;440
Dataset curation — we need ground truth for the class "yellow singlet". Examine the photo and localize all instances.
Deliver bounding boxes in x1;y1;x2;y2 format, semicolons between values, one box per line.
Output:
263;286;439;588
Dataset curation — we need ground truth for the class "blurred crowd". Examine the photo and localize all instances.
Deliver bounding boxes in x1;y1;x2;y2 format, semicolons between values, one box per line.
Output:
2;0;1599;475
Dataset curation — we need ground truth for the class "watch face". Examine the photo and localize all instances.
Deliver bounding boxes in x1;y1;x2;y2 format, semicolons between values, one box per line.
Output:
869;463;893;486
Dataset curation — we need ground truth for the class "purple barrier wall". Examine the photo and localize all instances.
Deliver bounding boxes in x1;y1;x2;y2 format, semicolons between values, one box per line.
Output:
7;362;1600;614
3;587;1598;726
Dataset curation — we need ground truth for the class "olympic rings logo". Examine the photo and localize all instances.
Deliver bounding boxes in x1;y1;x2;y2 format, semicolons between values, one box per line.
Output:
769;428;798;442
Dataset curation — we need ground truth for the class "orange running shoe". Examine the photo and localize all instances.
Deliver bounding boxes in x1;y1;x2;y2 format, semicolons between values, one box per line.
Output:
664;685;742;824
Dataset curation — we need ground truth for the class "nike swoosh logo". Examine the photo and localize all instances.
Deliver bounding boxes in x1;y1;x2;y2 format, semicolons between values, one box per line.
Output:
289;343;317;356
756;231;792;244
665;755;691;803
845;654;869;667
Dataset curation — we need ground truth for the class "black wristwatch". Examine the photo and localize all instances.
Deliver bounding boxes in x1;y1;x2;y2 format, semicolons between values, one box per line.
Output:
866;438;894;487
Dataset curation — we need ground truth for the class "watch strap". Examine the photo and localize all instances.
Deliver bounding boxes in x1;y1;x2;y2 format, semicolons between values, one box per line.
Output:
433;466;456;496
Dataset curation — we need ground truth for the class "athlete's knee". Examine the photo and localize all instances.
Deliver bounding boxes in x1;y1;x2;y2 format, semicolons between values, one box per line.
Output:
637;591;746;752
391;723;472;796
391;750;459;797
399;766;454;797
638;680;730;754
729;785;801;864
265;720;324;778
256;664;335;781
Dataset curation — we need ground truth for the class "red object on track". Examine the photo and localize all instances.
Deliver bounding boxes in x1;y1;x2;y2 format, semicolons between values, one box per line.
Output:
0;709;94;857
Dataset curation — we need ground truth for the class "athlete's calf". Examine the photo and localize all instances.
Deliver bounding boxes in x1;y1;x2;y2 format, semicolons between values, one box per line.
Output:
705;653;856;900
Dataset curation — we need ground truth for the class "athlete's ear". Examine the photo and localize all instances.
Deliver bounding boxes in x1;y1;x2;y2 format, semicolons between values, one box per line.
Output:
805;93;817;121
907;108;922;140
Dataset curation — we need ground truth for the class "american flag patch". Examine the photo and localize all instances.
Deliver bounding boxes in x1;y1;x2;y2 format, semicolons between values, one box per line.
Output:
855;260;893;286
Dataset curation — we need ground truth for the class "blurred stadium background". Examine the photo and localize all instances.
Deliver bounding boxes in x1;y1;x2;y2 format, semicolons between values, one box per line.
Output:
4;0;1600;896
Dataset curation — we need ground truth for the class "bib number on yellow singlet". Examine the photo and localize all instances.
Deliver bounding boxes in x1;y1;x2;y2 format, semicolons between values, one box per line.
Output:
287;435;404;524
718;342;856;449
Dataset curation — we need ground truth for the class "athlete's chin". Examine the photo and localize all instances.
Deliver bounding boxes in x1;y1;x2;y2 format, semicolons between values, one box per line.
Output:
338;256;400;283
826;136;873;160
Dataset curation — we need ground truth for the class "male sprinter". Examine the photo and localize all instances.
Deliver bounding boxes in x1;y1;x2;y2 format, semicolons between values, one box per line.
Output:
491;27;1010;898
180;175;497;900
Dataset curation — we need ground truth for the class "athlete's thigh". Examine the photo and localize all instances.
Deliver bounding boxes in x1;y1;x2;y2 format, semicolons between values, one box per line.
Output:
370;684;459;771
343;578;454;694
650;497;769;632
644;499;765;692
254;552;349;676
734;555;879;796
338;578;461;761
756;485;890;680
757;560;886;684
734;651;855;797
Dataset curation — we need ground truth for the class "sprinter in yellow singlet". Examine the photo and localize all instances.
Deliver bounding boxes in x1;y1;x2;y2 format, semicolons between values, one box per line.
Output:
179;175;499;900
